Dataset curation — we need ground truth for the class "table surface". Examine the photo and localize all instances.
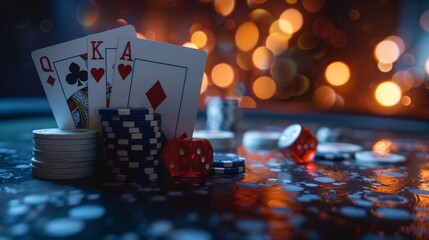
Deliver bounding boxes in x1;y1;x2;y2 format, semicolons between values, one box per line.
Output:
1;114;429;240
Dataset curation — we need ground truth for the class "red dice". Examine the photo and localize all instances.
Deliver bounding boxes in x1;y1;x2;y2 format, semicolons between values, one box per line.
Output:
161;138;213;177
278;124;317;164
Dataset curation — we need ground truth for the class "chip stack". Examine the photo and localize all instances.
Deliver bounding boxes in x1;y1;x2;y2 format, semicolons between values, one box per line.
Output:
211;153;246;175
31;128;98;180
206;96;241;132
98;107;163;182
193;130;237;152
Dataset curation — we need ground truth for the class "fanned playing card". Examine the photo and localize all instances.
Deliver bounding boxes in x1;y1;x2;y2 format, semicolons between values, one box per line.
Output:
32;25;136;130
87;25;136;130
110;38;207;139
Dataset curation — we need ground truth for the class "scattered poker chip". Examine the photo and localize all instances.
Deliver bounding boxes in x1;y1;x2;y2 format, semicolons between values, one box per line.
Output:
31;171;93;180
31;158;94;169
99;112;161;121
313;152;354;161
355;151;406;164
114;173;159;182
212;166;245;174
242;130;281;151
102;126;161;134
103;131;162;140
33;128;98;140
193;130;236;151
101;120;160;128
317;142;363;154
33;138;97;146
103;136;161;145
106;159;160;168
213;153;245;168
98;107;154;116
33;143;98;152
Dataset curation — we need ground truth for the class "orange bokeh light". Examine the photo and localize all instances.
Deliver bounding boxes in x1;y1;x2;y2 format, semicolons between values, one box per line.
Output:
214;0;235;16
279;8;303;34
236;22;259;51
191;31;208;49
375;81;402;107
200;73;209;94
253;76;277;100
374;40;400;64
211;63;235;88
325;61;350;86
252;46;274;70
314;86;336;109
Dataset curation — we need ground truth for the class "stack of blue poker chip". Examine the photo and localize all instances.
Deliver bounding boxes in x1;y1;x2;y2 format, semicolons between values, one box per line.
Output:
98;107;164;182
206;96;241;132
211;153;246;175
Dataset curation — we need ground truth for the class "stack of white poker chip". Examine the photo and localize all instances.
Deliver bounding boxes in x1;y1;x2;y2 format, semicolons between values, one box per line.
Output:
242;130;281;151
193;130;236;152
206;97;241;132
32;128;98;180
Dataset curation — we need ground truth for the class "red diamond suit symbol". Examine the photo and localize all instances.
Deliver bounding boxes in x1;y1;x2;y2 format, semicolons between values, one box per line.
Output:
146;80;166;110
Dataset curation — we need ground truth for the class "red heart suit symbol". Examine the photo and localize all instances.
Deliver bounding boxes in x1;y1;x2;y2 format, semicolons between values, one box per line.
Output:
118;64;132;80
90;68;105;83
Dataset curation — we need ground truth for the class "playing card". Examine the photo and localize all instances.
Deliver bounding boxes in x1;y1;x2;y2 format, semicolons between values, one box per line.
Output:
32;25;136;130
87;25;136;130
110;38;207;139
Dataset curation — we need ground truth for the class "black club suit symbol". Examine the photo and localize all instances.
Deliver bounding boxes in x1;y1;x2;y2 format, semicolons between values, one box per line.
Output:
66;62;88;87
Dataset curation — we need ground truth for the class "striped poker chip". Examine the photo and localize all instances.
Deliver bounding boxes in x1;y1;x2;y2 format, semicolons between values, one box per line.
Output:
32;171;93;180
103;136;162;146
213;153;245;168
33;149;98;160
110;166;158;175
211;166;245;175
106;142;162;151
102;126;161;134
33;142;98;152
33;137;97;146
31;164;94;175
98;107;153;116
105;148;161;157
99;112;161;121
106;159;160;168
114;173;159;182
101;119;160;128
103;131;162;140
33;128;98;140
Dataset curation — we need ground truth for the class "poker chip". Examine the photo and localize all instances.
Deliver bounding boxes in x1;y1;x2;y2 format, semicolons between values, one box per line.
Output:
99;112;161;121
206;97;241;132
33;128;98;140
212;166;245;174
33;143;98;152
31;128;98;180
213;153;245;168
314;142;362;161
98;107;154;116
242;130;281;151
31;158;94;169
98;107;164;182
193;130;236;151
115;173;159;182
102;126;161;134
101;120;160;128
355;151;406;164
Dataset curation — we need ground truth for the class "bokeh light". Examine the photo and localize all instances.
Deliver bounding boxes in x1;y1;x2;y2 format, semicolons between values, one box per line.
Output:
314;86;336;109
253;76;277;100
182;42;198;49
302;0;325;13
249;9;273;30
76;1;99;27
425;58;429;76
349;9;360;20
325;61;350;86
238;96;257;108
265;32;290;55
211;63;235;88
214;0;235;16
191;31;208;49
374;40;400;64
279;8;303;34
294;74;311;96
200;73;209;94
402;96;411;106
375;81;402;107
235;22;259;51
252;46;274;70
420;10;429;32
378;62;393;73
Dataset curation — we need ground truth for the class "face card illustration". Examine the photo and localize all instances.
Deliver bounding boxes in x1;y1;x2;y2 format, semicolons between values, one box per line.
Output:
110;38;207;139
32;25;136;130
87;25;136;130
